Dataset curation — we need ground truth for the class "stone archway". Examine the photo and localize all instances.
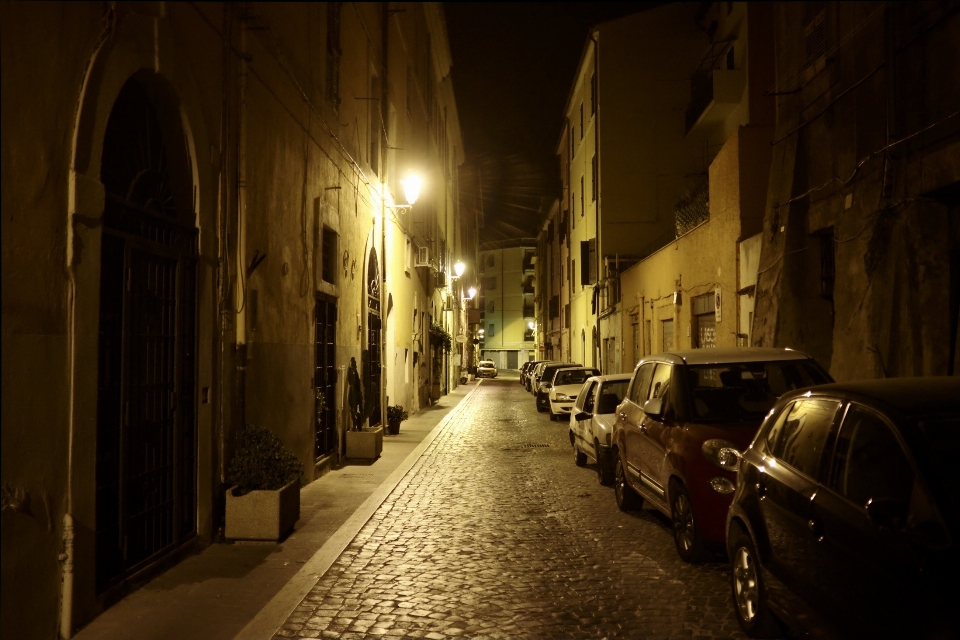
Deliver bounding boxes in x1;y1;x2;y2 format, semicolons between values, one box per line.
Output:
94;72;198;595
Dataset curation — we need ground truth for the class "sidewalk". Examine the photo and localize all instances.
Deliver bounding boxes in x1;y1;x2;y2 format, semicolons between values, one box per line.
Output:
75;382;480;640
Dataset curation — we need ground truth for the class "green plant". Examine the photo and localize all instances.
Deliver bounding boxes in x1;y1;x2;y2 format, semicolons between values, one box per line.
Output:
226;424;302;496
430;322;452;353
387;405;408;423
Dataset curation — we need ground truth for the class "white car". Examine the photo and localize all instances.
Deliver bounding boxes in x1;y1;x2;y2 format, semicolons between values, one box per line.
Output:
570;374;632;485
476;360;498;378
547;367;599;420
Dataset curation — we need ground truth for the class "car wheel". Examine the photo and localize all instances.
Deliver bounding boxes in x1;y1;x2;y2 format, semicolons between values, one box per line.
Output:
614;456;641;511
670;481;709;563
729;525;782;638
574;440;587;467
596;440;613;486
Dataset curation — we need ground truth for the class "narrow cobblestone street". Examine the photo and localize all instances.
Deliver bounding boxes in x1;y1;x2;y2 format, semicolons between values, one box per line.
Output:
276;376;748;639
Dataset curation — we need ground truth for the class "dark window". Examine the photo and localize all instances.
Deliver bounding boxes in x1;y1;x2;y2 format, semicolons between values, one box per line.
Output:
803;2;827;69
579;102;584;139
592;154;598;201
829;405;913;509
580;176;585;216
572;259;577;289
484;276;497;291
325;2;342;111
321;228;338;284
590;72;597;116
764;402;795;451
486;254;495;268
487;323;495;337
580;238;597;285
771;398;841;478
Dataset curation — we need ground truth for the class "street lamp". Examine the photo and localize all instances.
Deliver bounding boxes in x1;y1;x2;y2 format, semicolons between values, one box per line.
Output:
400;175;422;206
454;261;466;278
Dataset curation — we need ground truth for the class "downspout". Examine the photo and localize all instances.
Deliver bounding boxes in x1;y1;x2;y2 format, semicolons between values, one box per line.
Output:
380;2;388;427
236;4;249;430
591;31;601;371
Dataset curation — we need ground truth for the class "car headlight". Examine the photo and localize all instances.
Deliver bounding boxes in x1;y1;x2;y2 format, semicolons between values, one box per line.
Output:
555;393;571;402
702;439;741;472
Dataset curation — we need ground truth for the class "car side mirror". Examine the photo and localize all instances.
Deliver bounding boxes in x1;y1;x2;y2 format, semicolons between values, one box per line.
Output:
575;411;590;421
642;397;663;420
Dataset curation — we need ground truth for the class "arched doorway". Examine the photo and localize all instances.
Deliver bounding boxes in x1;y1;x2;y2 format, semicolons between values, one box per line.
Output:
366;249;382;426
95;74;198;594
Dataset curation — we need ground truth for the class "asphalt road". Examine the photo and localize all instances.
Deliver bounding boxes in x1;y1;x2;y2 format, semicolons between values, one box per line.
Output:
274;375;752;639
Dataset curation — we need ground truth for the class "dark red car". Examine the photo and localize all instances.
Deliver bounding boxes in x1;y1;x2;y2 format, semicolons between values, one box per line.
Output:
612;347;831;562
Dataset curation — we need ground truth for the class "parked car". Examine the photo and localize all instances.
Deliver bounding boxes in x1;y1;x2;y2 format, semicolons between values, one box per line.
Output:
548;367;600;420
528;361;556;393
535;363;579;412
727;376;959;639
570;373;632;484
612;347;832;563
476;360;498;378
521;360;546;387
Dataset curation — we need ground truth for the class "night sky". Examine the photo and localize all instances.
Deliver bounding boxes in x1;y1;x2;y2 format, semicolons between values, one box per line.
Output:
444;2;660;244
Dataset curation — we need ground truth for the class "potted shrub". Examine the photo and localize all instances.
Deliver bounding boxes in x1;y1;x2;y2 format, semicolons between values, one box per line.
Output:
386;405;408;435
345;356;383;459
224;424;302;541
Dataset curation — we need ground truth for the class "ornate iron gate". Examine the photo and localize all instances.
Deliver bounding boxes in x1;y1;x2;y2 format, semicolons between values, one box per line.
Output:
95;76;197;594
367;250;381;426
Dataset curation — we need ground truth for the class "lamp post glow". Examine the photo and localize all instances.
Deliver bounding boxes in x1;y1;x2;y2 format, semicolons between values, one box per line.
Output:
454;261;466;278
400;175;422;206
467;287;476;300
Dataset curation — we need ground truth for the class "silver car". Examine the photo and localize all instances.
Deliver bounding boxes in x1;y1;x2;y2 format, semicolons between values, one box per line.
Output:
570;374;632;485
477;360;498;378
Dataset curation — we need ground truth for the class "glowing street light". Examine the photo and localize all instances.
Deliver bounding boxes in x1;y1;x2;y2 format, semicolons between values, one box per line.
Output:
400;175;423;206
467;286;477;300
454;261;466;278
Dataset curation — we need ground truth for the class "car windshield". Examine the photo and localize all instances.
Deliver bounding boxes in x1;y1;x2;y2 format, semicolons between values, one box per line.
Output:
597;381;629;414
555;369;592;386
916;417;959;513
686;360;830;421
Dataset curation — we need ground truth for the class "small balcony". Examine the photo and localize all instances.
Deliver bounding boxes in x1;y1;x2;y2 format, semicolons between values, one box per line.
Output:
685;68;745;134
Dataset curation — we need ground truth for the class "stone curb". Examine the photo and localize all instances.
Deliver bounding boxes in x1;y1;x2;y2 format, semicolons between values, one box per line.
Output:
234;380;484;640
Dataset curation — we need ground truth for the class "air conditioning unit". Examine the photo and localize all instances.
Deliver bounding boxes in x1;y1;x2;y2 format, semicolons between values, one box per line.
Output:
435;271;447;287
415;246;430;267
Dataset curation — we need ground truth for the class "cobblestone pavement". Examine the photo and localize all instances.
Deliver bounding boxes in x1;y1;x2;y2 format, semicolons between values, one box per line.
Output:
275;378;750;639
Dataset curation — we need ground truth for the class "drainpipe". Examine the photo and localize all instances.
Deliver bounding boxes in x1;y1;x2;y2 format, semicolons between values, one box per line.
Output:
236;4;249;429
380;2;388;427
591;31;601;371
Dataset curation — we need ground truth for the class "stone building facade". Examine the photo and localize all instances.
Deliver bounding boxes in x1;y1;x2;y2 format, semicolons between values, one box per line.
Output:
0;2;471;637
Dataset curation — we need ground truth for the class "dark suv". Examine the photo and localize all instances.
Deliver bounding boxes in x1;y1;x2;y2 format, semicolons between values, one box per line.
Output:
612;347;831;563
727;377;959;639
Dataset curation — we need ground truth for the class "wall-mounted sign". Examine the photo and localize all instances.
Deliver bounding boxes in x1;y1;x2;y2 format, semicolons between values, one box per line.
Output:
455;335;468;343
715;287;722;323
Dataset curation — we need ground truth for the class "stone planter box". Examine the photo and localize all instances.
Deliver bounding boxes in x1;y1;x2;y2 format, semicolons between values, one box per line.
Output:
346;426;383;459
225;480;300;541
